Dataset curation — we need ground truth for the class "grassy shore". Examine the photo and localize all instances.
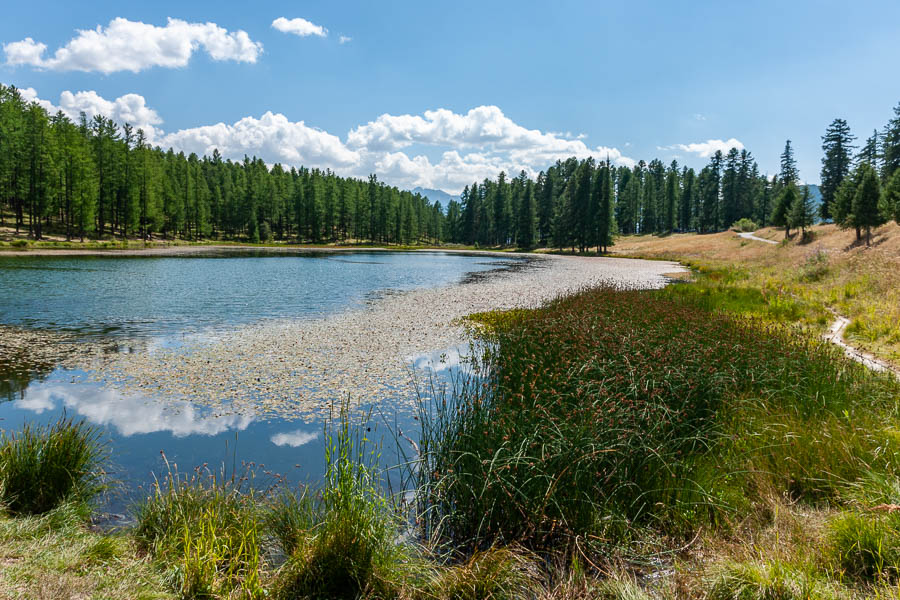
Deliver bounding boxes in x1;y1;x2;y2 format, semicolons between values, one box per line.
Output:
2;224;899;598
3;275;900;598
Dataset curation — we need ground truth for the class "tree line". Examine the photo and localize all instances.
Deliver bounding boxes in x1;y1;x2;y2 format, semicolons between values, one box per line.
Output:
0;84;444;244
446;147;777;251
2;81;899;250
814;104;900;245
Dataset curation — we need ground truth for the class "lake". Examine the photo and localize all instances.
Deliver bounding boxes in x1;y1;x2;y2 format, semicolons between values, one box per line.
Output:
0;250;521;518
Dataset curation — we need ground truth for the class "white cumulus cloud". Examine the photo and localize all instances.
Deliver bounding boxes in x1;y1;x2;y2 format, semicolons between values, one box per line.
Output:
159;111;360;168
10;85;635;195
665;138;745;158
17;384;254;437
272;17;328;38
339;36;352;44
16;86;164;138
3;17;262;73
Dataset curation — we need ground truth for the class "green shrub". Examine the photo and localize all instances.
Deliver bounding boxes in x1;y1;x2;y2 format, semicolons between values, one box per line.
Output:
732;218;760;232
799;249;830;282
0;416;106;515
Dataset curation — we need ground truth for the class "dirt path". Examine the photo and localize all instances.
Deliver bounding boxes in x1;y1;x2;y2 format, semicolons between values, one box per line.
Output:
824;314;900;379
738;231;779;245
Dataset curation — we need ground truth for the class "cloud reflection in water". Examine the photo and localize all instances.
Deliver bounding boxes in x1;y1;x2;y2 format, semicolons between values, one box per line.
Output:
16;383;254;437
270;429;318;447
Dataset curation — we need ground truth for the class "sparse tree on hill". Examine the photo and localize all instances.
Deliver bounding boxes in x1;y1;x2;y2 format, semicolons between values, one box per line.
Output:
779;140;799;187
789;185;816;238
819;118;855;221
771;184;796;239
852;163;886;246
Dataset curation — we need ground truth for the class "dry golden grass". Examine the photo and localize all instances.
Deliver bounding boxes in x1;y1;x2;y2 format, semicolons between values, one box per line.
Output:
612;223;900;365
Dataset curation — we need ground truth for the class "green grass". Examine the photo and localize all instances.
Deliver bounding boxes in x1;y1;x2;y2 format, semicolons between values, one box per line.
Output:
826;511;900;582
417;285;900;561
0;502;172;599
133;464;267;599
707;560;838;600
0;416;107;515
272;405;418;600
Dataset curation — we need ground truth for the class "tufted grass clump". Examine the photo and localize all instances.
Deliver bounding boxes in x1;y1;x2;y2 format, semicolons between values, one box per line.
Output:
424;546;540;600
0;415;107;515
826;511;900;582
271;404;419;600
134;463;265;599
707;559;837;600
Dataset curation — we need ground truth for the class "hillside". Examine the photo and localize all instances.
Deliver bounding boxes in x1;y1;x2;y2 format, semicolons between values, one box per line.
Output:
612;222;900;365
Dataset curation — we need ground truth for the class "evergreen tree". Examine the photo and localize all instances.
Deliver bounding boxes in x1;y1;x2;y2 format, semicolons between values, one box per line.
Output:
663;160;678;233
779;140;799;187
789;185;816;238
819;118;855;221
882;102;900;182
721;147;741;227
852;163;886;246
517;180;538;249
771;184;796;238
679;167;695;231
884;170;900;224
857;130;879;167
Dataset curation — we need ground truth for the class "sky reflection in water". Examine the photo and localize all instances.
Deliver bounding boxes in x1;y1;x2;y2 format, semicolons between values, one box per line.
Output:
0;251;508;517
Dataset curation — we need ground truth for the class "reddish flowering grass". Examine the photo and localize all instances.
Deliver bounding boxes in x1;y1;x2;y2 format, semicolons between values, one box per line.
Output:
417;286;900;556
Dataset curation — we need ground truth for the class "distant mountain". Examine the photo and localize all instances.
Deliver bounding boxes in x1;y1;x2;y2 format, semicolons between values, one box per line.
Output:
411;187;458;209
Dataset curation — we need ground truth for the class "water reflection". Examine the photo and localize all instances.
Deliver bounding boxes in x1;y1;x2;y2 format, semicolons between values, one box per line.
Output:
270;429;319;447
16;377;255;437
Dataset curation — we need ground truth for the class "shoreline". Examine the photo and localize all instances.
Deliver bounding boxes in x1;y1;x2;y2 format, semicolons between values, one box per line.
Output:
5;253;686;421
0;243;529;258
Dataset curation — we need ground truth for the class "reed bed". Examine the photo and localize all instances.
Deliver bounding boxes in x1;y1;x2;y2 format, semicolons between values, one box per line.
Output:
416;285;900;562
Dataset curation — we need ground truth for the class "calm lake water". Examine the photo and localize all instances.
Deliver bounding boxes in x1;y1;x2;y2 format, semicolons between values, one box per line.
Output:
0;250;516;518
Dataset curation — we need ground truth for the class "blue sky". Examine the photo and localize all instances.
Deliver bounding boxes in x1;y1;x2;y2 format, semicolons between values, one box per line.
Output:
3;0;899;194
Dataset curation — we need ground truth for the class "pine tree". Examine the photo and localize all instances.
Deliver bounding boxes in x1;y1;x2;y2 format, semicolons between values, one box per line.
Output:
679;168;695;231
882;102;900;182
832;168;861;239
771;184;796;239
852;163;886;246
517;180;537;249
819;118;855;221
857;130;879;167
664;160;678;233
597;158;614;251
721;148;740;227
779;140;799;187
884;169;900;224
789;185;815;238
